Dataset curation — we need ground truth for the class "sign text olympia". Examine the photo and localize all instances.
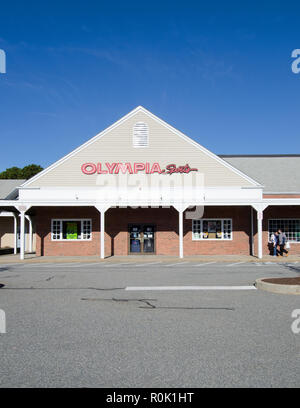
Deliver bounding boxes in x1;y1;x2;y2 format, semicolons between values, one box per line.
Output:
81;162;198;175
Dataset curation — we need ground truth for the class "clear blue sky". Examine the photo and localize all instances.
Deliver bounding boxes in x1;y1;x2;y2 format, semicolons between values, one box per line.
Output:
0;0;300;172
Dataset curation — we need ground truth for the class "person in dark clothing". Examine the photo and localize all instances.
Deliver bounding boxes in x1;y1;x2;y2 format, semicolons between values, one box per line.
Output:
278;229;288;256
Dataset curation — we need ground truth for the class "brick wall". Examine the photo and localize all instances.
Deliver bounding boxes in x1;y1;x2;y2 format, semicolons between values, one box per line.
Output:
35;205;256;256
35;205;300;257
35;207;101;256
184;206;252;255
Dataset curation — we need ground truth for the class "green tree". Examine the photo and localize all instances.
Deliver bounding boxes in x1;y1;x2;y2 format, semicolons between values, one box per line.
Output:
21;164;43;179
0;164;43;179
0;166;22;179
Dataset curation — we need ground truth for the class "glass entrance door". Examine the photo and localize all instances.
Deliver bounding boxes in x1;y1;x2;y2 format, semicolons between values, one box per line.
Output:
129;225;155;254
143;226;155;253
129;225;142;253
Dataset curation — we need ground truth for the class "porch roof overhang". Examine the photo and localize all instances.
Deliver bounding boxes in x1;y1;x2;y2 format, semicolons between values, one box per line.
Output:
2;197;300;209
1;183;300;210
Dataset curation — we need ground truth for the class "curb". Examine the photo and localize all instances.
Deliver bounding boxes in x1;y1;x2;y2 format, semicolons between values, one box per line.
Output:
255;278;300;295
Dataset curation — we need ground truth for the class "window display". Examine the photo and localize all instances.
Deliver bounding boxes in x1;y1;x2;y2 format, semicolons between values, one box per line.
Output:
51;219;92;241
192;219;232;240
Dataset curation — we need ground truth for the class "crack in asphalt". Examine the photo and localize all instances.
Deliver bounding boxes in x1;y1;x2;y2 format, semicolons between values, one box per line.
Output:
80;298;235;311
81;297;157;309
87;287;125;291
139;299;156;308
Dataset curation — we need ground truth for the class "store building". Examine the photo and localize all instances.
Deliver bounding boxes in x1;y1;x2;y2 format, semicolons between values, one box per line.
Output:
0;180;34;254
0;106;300;259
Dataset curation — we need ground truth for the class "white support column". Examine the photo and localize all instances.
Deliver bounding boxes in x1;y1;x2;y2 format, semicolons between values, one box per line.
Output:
15;205;31;260
20;211;25;260
173;204;189;259
100;211;105;259
252;204;268;259
179;210;184;258
13;214;18;255
95;205;110;259
257;210;263;259
26;215;33;253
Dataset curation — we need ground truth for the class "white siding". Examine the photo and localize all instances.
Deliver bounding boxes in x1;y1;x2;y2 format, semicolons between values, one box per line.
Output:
26;110;257;188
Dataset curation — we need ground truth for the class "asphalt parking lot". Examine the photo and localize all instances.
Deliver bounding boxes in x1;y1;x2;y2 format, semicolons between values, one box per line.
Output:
0;261;299;387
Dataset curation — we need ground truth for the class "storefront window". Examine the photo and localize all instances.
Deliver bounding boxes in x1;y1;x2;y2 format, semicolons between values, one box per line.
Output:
51;219;92;241
268;219;300;242
192;219;232;240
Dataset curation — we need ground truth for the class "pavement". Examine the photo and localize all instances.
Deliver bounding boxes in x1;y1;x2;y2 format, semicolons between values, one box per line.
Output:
0;261;300;387
0;253;299;264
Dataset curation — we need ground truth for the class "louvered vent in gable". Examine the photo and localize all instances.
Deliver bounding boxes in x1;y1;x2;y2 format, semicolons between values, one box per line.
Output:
133;122;149;148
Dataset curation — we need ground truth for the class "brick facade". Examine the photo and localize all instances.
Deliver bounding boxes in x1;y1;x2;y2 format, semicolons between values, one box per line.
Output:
34;205;300;257
35;207;100;257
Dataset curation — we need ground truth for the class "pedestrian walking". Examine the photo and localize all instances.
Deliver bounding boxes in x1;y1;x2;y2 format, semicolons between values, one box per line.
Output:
270;231;278;256
278;229;288;256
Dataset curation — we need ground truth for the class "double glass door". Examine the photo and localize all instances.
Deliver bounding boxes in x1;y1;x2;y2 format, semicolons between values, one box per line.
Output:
129;225;155;254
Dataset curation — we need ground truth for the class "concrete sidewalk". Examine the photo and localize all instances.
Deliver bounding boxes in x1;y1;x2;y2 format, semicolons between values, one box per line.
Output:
0;253;299;264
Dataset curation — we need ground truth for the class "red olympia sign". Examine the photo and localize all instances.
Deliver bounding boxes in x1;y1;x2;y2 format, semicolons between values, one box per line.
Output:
81;162;198;175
